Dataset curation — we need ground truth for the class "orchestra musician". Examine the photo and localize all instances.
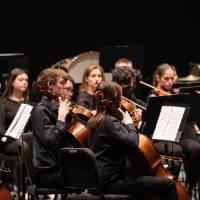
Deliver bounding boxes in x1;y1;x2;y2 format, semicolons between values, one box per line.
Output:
114;57;134;69
112;66;145;128
76;64;105;110
149;63;200;192
88;81;178;200
0;68;30;192
31;68;80;188
112;65;146;108
0;68;30;154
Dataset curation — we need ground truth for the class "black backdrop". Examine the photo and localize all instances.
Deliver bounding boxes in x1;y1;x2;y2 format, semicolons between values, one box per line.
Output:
0;1;199;89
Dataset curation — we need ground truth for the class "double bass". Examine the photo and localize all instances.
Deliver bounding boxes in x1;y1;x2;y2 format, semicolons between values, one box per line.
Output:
121;96;189;200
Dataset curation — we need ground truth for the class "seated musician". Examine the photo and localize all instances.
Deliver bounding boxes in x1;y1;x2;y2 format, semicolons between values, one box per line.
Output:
112;66;145;129
149;63;200;191
112;65;146;108
77;64;105;110
0;68;30;190
31;68;80;188
88;81;178;200
0;68;30;154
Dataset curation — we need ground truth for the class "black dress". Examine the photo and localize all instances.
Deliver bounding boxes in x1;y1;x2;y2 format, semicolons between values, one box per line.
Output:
76;92;95;110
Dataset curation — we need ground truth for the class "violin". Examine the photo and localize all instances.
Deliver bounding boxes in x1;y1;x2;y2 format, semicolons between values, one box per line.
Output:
121;96;144;127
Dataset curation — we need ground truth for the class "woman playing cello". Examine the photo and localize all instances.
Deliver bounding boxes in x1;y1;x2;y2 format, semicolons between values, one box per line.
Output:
88;81;179;200
148;63;200;194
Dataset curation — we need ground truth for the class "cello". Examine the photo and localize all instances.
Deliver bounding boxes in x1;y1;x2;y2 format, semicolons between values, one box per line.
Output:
67;104;94;147
0;185;13;200
37;90;94;147
0;168;13;200
121;96;190;200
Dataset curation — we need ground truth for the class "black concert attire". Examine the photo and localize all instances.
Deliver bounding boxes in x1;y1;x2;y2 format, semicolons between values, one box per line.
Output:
0;97;31;190
148;91;200;186
32;96;79;187
88;114;178;199
122;86;146;108
0;98;30;155
76;92;95;110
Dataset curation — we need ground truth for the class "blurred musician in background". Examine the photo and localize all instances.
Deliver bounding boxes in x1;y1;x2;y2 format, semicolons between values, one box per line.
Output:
112;66;145;129
149;63;178;97
114;57;134;69
112;66;145;108
0;68;29;154
149;63;200;191
0;68;30;192
77;64;105;110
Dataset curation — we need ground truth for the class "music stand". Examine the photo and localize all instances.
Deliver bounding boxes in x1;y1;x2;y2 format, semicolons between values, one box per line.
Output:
141;92;200;138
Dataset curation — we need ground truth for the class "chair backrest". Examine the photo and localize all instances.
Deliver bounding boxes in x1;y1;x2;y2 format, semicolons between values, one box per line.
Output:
21;132;35;184
59;148;102;193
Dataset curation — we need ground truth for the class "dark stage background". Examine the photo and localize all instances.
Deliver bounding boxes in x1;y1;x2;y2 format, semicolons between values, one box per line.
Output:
0;1;200;99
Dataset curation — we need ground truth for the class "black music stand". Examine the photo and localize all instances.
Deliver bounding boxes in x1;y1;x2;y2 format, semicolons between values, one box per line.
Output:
141;92;200;138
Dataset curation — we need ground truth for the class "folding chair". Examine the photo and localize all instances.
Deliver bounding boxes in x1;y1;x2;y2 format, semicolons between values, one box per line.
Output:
59;147;136;200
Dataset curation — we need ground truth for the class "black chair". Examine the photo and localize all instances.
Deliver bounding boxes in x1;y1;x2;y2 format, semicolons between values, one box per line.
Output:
21;132;66;200
0;140;23;199
59;147;135;200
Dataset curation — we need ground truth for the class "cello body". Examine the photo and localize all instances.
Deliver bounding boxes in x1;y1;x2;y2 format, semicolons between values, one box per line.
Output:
0;184;13;200
67;104;94;147
130;134;189;200
121;96;189;199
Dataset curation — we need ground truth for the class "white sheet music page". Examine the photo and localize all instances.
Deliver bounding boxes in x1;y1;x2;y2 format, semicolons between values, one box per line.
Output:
2;104;33;142
152;106;185;142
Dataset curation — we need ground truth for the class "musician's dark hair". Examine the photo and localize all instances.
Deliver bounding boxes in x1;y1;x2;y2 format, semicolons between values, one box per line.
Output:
112;66;136;87
88;81;122;131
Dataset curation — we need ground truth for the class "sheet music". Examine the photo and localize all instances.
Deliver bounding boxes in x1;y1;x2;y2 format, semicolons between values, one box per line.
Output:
1;104;33;142
152;106;186;142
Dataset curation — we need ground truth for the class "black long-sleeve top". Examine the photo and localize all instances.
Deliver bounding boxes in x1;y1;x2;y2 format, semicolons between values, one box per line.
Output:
0;98;32;146
88;114;139;188
31;96;79;172
76;92;95;110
